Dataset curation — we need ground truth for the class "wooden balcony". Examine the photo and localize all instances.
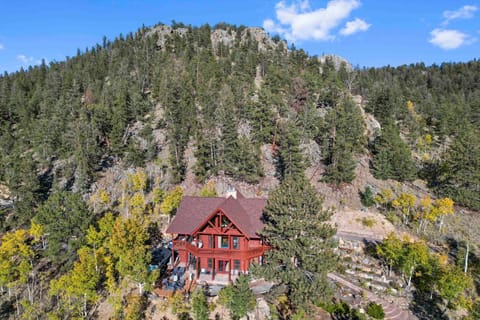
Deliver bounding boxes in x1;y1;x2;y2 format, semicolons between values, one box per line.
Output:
172;240;268;260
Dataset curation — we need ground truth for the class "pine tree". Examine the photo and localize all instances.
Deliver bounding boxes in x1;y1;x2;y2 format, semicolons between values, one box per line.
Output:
234;137;264;183
325;98;366;154
230;275;256;320
437;123;480;209
371;120;416;181
247;88;276;144
191;288;209;320
194;132;218;182
164;73;196;183
257;176;337;311
4;152;41;227
276;122;306;181
218;86;239;176
365;83;403;124
35;191;93;262
322;138;356;185
320;98;365;185
217;275;256;320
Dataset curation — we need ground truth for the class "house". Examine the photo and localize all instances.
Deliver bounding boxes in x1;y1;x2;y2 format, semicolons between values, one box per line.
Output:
166;187;269;283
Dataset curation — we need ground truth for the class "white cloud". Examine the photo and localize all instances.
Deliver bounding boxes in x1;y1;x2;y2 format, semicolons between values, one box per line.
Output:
429;28;475;49
340;18;370;36
16;54;42;66
263;0;368;42
0;43;4;50
263;19;288;35
17;54;31;64
443;5;478;25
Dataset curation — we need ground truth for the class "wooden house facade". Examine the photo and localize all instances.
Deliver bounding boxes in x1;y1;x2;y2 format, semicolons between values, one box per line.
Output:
166;189;269;283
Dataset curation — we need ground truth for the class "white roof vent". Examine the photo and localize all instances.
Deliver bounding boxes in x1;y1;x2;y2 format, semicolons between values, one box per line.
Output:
225;185;237;199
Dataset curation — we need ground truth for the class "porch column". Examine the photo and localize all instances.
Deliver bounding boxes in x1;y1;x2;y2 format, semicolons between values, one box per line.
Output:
196;257;200;279
212;258;215;281
228;259;232;283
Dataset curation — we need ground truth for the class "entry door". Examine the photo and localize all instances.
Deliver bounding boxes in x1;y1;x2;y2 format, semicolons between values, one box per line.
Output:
218;260;229;272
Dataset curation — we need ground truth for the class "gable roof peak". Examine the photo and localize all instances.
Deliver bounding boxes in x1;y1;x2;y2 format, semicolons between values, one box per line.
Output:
167;192;266;238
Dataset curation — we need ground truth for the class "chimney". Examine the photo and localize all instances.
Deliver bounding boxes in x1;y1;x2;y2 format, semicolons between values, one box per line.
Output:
225;185;237;199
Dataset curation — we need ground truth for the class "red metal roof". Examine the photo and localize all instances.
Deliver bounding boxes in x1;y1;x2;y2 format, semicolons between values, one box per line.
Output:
166;195;267;239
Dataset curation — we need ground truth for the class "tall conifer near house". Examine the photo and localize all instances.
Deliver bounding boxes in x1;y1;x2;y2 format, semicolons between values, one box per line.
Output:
218;274;256;320
191;288;209;320
257;176;337;311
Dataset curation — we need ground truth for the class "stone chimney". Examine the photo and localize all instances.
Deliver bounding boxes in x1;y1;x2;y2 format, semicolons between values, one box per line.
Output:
225;185;237;199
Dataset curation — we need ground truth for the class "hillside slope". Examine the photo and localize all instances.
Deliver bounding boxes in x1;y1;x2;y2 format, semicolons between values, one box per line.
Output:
1;22;480;319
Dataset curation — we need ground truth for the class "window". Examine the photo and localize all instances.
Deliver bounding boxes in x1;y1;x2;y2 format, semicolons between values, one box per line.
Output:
233;260;241;270
207;258;212;269
232;237;240;249
220;236;229;249
218;260;228;272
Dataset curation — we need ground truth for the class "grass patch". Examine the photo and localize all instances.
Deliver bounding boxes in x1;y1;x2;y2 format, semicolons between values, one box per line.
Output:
357;217;376;227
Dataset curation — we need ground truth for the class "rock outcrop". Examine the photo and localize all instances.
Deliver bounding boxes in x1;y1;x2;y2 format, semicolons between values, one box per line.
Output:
319;54;353;72
147;25;286;54
0;184;13;209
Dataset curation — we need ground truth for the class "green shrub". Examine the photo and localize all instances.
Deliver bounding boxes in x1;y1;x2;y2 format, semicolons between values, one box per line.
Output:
386;211;400;225
360;186;375;207
365;302;385;319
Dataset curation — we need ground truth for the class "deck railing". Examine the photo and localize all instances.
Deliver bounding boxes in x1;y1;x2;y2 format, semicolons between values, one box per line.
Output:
172;240;268;260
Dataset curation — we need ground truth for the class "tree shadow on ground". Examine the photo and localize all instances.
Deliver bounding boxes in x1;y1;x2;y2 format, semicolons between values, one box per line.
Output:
410;291;448;320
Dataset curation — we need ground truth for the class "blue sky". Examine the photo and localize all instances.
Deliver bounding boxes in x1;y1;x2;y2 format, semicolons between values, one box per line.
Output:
1;0;479;73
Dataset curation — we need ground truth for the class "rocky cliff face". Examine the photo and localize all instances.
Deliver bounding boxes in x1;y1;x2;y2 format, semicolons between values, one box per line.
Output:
319;54;353;72
0;184;13;209
147;24;287;54
145;25;189;49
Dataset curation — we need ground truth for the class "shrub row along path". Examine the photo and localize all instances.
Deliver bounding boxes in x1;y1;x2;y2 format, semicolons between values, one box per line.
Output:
327;273;416;320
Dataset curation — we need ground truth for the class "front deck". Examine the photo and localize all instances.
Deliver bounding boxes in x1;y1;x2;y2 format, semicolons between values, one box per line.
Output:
181;261;242;285
172;239;269;260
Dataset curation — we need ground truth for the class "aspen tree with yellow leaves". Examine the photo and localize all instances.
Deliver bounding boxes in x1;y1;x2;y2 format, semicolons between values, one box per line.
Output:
392;192;417;225
0;230;34;316
160;186;183;216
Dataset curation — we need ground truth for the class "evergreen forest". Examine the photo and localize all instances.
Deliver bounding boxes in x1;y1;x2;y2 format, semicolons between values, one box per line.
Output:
0;22;480;319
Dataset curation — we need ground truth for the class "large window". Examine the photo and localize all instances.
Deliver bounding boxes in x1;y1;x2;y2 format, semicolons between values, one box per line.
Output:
232;237;240;249
207;258;213;269
218;236;229;249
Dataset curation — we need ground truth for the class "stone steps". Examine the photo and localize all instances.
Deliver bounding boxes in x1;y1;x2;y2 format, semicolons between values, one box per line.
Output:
328;273;415;320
